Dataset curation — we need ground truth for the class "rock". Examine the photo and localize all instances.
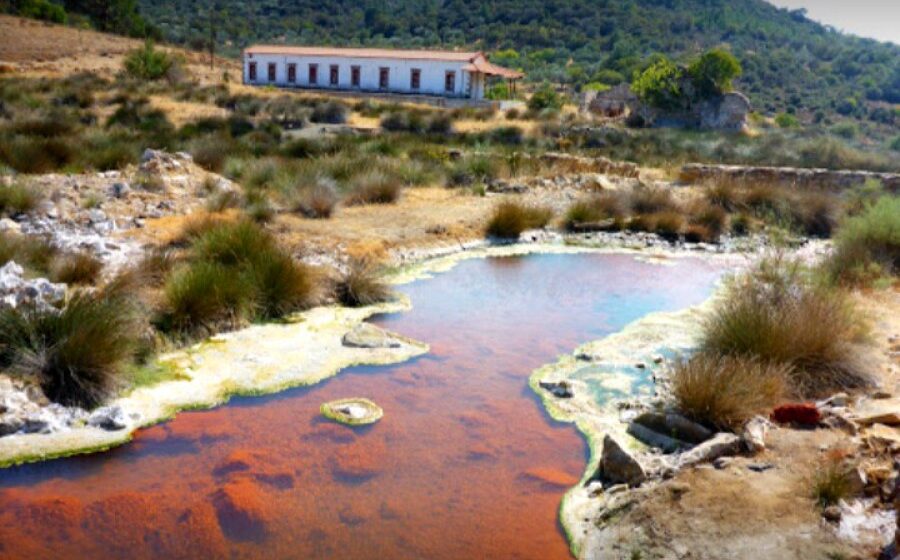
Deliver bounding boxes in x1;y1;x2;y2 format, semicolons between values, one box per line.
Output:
854;409;900;427
771;403;821;426
594;435;646;486
631;411;713;445
87;208;107;224
698;92;751;131
747;462;775;473
539;380;574;399
741;416;770;454
320;398;383;426
678;433;742;468
109;182;130;199
713;457;733;469
823;505;842;523
626;421;691;453
634;362;646;369
341;323;402;349
0;261;65;311
87;406;128;431
0;417;24;436
863;423;900;452
0;218;21;233
819;393;850;408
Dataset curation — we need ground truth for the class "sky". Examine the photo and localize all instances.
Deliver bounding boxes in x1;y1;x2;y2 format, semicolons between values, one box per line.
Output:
766;1;900;44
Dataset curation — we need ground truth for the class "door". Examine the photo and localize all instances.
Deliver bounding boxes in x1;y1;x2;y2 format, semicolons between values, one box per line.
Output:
309;64;318;85
410;68;421;90
379;67;389;90
445;70;456;94
267;63;276;82
287;63;296;84
330;65;339;86
248;62;257;81
351;66;360;87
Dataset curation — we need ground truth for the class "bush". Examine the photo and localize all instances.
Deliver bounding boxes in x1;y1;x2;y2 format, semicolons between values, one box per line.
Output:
527;83;564;112
123;40;176;81
672;355;787;430
50;252;103;285
334;258;393;307
704;180;740;212
244;249;317;318
310;101;348;124
0;183;41;216
790;190;840;238
158;261;251;334
564;198;604;230
690;203;727;240
0;232;57;276
0;277;142;408
650;211;684;241
826;196;900;285
485;201;552;239
701;257;871;396
629;185;677;214
687;49;742;98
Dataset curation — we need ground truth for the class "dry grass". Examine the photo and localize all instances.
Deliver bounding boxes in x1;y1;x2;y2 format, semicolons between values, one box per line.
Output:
334;258;393;307
485;201;553;239
672;355;788;430
49;252;103;285
811;452;855;508
702;257;872;396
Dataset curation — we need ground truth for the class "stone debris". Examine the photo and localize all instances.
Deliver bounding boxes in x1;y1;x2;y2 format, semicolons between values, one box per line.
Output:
539;380;574;399
87;405;130;431
0;375;89;437
741;415;770;454
0;261;66;311
631;411;714;445
677;433;742;468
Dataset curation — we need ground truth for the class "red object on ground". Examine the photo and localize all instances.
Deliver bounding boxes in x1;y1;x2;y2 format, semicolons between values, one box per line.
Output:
771;403;822;425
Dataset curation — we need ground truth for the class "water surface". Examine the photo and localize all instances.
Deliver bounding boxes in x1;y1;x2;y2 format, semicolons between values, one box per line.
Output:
0;252;723;559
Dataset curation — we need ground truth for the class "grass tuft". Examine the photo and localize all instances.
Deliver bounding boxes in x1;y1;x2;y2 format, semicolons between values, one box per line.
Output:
485;201;553;239
50;252;103;285
334;258;393;307
672;355;787;430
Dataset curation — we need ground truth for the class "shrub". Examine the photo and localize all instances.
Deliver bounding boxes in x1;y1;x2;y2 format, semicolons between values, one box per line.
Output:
775;113;800;129
672;355;787;430
485;201;552;239
0;183;41;216
294;179;338;218
124;40;177;81
527;83;564;111
192;220;274;267
310;101;348;124
157;261;251;334
730;213;752;236
244;249;317;318
704;180;740;212
0;278;142;408
334;258;393;307
564;198;605;230
206;189;243;212
346;170;401;205
137;247;178;287
50;252;103;285
190;134;238;173
632;57;684;111
626;214;656;233
701;257;871;396
687;49;742;97
426;114;454;134
0;232;57;276
650;211;684;241
629;186;677;214
826;196;900;285
790;190;840;238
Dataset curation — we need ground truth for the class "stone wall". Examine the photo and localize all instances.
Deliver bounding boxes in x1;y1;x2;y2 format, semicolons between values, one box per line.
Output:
680;163;900;191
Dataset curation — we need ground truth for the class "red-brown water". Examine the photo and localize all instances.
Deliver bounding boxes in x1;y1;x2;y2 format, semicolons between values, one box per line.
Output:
0;253;723;560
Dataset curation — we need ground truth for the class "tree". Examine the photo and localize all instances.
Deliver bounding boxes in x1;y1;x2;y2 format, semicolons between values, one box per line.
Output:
688;48;742;98
631;57;684;110
123;40;175;80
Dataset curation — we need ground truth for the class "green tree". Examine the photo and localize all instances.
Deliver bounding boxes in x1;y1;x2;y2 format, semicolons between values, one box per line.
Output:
688;48;742;97
631;57;684;110
527;83;564;111
123;40;175;80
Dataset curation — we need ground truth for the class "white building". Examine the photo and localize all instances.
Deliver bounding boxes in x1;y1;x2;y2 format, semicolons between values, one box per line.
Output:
242;46;523;102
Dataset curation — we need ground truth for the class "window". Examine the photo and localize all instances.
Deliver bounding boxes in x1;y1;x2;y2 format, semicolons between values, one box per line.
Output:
379;67;389;89
267;63;276;82
287;63;296;84
351;66;361;87
410;68;421;90
308;64;318;85
248;62;257;81
330;65;339;86
444;71;456;93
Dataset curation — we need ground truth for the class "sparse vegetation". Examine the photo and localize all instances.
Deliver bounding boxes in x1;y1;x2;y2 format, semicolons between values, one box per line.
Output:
826;196;900;286
49;252;103;285
0;182;41;216
811;454;855;508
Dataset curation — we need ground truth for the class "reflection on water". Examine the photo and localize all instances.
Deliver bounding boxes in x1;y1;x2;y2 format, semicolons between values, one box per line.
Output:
0;253;723;560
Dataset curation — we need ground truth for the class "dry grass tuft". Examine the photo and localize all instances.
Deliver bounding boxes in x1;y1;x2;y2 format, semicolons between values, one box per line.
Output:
334;258;393;307
672;354;788;430
50;252;103;285
485;201;553;239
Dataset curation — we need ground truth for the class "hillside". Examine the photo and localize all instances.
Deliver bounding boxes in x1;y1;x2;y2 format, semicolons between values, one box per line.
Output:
129;0;900;121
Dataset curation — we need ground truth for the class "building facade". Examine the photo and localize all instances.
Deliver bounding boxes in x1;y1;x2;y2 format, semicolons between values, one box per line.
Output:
242;46;522;101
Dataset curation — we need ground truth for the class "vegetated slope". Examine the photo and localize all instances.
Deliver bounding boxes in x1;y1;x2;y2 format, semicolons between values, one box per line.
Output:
134;0;900;117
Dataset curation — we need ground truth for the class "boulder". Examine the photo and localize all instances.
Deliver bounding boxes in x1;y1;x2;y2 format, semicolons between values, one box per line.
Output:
0;261;66;311
87;405;128;431
698;92;751;131
626;421;690;453
678;432;742;468
594;435;646;486
341;323;401;349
